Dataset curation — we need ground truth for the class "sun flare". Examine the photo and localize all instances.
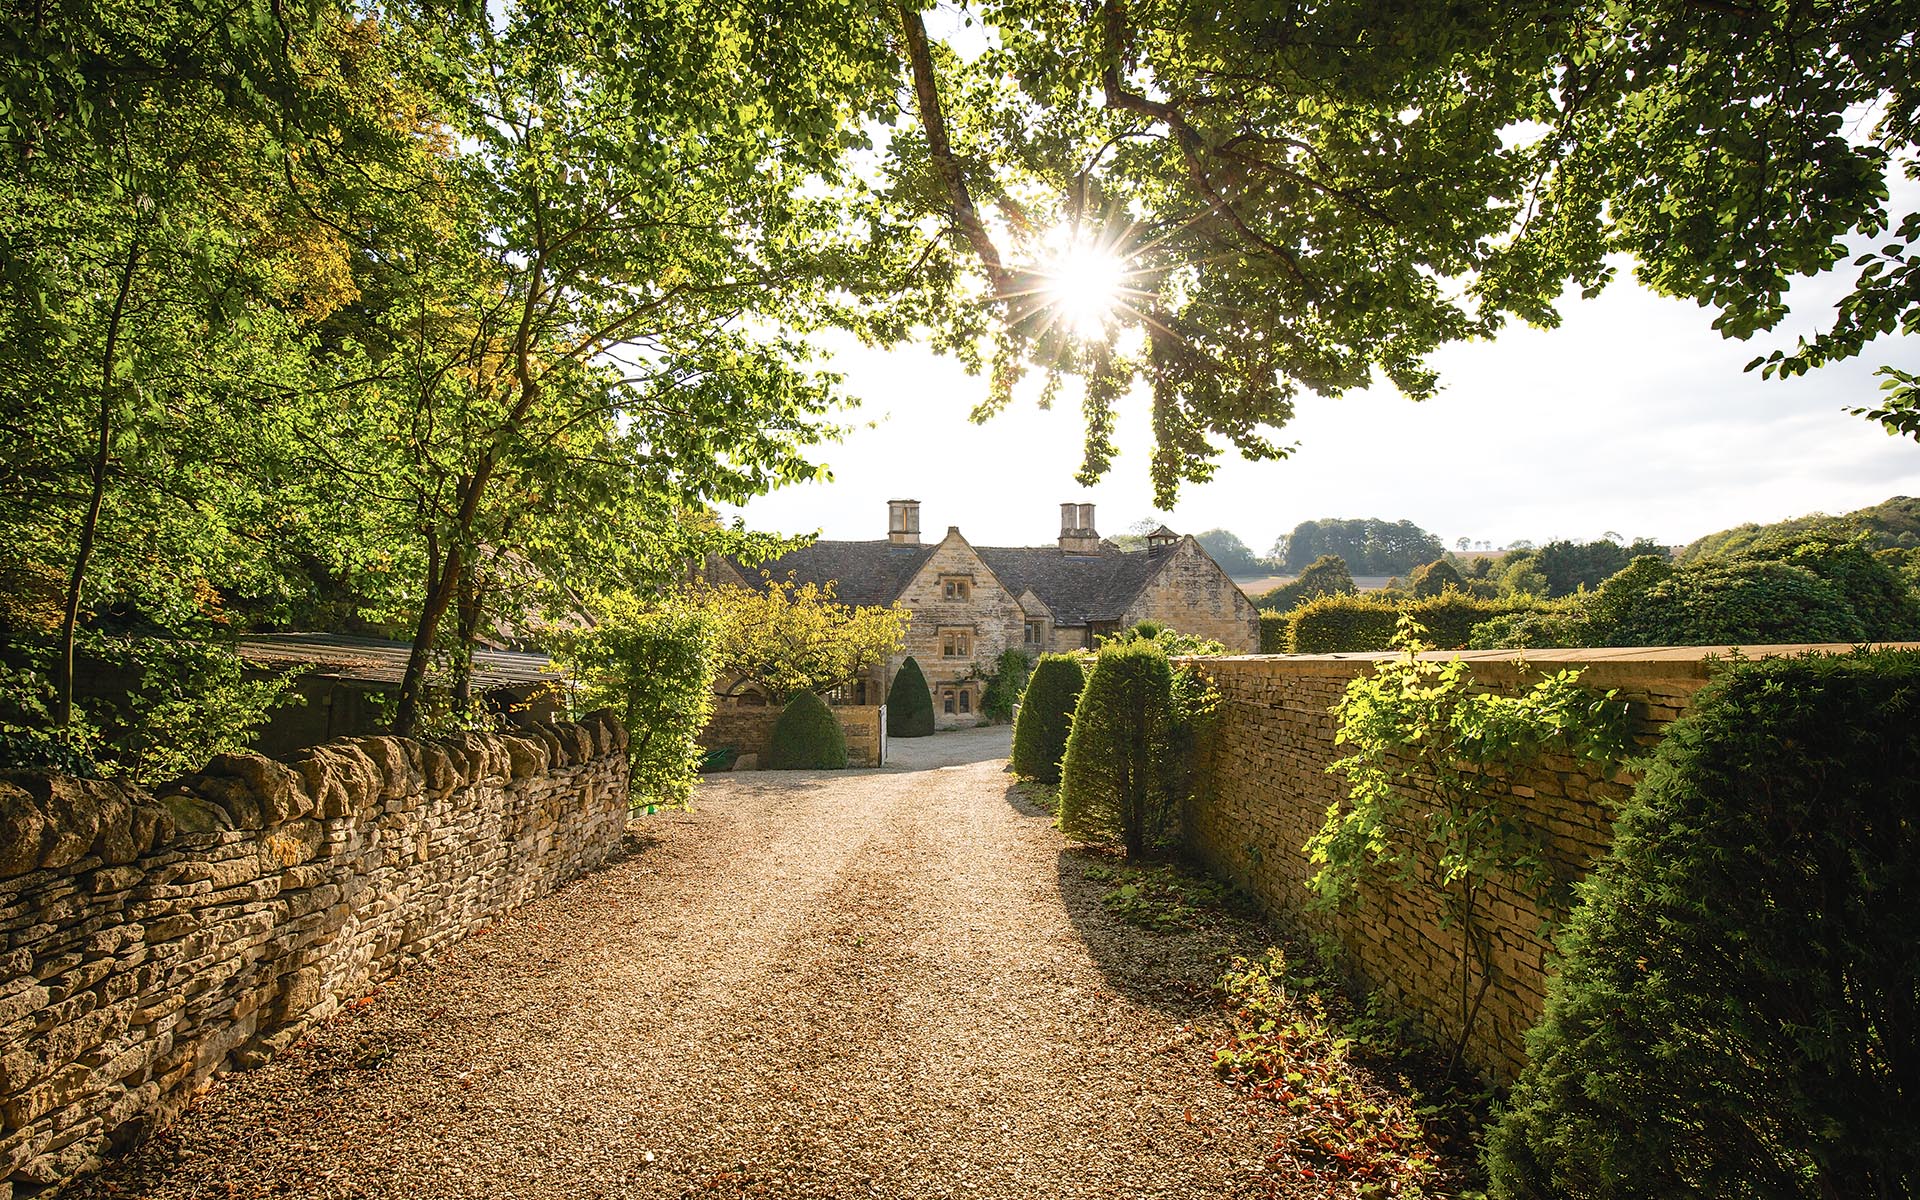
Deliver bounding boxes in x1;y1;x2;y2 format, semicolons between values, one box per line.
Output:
1038;237;1130;339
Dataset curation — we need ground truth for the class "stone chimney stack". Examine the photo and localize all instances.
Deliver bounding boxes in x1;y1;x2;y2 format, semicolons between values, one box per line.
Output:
888;499;922;545
1059;502;1101;554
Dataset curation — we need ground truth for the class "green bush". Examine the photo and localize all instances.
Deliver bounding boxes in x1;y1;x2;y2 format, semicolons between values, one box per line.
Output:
766;690;847;769
980;647;1033;724
1467;605;1592;650
549;598;717;810
1256;553;1356;613
1738;534;1920;638
1289;590;1533;652
1488;650;1920;1199
1010;653;1083;784
1285;594;1401;653
1258;611;1289;652
1057;641;1177;857
1611;559;1866;646
886;655;935;737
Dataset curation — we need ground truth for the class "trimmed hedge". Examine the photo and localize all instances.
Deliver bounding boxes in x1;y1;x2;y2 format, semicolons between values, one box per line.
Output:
766;690;848;769
1288;590;1535;653
1488;649;1920;1198
1010;653;1083;784
886;655;935;737
1057;641;1174;857
1285;594;1400;653
1258;611;1289;652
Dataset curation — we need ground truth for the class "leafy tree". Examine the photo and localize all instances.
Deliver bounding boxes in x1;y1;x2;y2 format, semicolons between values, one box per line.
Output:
547;596;718;811
1010;654;1085;783
1193;529;1265;576
767;690;849;771
703;579;908;705
1312;619;1631;1069
1255;553;1356;614
290;1;911;734
1275;520;1444;575
886;656;936;738
881;3;1920;501
1488;650;1920;1198
0;5;407;769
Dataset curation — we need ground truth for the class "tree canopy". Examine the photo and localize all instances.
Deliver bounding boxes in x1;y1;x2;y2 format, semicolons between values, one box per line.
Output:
881;1;1920;503
1271;519;1443;575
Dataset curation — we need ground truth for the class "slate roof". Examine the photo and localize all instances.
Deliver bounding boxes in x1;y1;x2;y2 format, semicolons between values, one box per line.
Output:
730;541;937;608
237;633;554;688
977;543;1169;625
727;537;1176;625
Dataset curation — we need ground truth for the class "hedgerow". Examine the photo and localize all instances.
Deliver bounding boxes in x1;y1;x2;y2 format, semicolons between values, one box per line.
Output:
1289;591;1537;653
1487;649;1920;1198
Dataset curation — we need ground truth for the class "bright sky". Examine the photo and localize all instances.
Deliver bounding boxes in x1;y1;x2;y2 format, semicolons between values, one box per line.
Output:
730;222;1920;561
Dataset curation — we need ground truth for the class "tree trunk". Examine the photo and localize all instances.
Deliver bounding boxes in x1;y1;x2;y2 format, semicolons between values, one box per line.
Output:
450;558;486;715
55;234;143;728
393;540;462;736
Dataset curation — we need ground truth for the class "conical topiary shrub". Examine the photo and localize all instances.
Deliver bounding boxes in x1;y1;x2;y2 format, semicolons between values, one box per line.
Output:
886;655;935;737
1010;653;1084;784
1057;642;1175;858
766;690;848;769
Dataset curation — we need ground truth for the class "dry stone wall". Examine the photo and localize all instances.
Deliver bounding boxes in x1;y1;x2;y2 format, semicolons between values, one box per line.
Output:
0;713;629;1195
1183;647;1761;1081
699;704;886;768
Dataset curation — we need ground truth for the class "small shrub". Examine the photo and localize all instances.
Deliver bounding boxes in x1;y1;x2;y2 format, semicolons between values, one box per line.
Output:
886;655;935;737
766;690;847;769
1057;641;1177;857
1009;653;1083;784
1487;649;1920;1199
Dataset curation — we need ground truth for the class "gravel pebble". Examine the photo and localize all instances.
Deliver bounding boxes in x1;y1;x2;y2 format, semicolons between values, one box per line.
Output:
67;727;1372;1200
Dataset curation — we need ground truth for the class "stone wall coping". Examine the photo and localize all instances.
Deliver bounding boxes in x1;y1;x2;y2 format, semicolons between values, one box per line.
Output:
0;711;628;881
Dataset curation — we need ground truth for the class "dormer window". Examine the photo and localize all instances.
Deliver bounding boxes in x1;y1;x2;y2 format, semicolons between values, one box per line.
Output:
941;576;972;602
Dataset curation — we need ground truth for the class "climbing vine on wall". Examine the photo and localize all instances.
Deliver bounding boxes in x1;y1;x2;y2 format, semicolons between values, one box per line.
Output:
1306;617;1631;1069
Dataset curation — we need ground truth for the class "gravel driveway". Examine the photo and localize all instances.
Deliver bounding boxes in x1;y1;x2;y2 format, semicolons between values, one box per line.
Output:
70;727;1303;1200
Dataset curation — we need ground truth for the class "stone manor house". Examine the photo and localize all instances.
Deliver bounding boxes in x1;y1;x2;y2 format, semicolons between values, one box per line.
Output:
711;500;1260;723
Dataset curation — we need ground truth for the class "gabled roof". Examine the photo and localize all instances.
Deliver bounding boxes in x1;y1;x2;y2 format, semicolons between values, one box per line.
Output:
976;543;1166;626
728;540;936;607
